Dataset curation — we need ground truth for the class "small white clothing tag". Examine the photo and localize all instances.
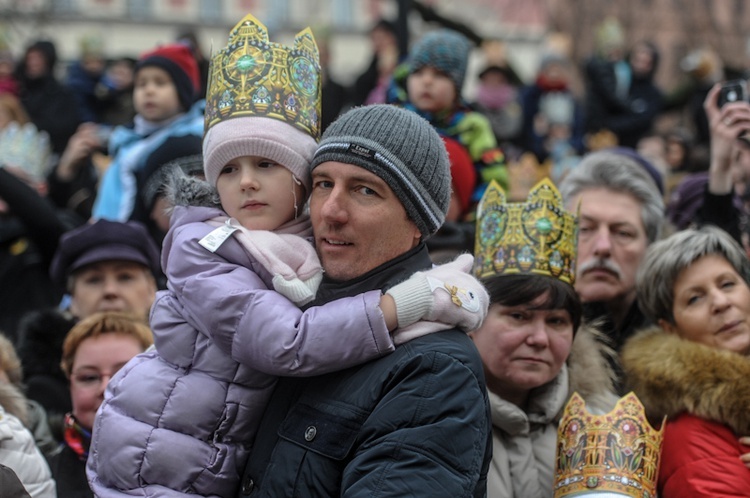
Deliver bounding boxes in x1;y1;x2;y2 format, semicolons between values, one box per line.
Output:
198;222;238;252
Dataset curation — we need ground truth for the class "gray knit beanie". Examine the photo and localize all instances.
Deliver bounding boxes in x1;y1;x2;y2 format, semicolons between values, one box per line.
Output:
310;104;451;238
408;29;472;91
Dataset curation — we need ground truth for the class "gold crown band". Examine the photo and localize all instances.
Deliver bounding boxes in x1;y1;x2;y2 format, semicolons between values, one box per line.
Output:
473;178;578;284
554;392;665;498
205;13;322;139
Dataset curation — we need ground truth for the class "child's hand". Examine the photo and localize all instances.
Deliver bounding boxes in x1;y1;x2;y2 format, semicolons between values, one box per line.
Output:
386;253;489;331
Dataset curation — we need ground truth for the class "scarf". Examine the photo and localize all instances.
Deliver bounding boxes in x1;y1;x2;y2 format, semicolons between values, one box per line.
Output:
476;83;517;110
206;213;322;306
534;74;568;92
63;413;91;461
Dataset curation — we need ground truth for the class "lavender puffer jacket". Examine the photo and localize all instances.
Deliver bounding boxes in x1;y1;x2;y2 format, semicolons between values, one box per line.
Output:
87;204;394;497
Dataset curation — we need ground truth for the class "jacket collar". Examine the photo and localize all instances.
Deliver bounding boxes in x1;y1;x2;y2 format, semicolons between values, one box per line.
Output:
308;243;431;308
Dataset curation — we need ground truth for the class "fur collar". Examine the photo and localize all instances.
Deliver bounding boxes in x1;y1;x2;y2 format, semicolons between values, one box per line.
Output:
0;383;28;426
621;326;750;434
566;321;618;415
489;322;617;430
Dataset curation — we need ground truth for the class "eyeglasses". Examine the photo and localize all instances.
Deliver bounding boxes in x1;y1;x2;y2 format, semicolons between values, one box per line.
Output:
71;370;116;389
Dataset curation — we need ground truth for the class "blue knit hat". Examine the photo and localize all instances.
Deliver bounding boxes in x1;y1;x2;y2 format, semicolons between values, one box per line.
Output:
310;105;451;238
408;29;472;91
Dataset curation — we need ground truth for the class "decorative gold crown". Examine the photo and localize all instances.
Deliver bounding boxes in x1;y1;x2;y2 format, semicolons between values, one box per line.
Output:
205;13;321;139
553;392;665;498
473;178;578;284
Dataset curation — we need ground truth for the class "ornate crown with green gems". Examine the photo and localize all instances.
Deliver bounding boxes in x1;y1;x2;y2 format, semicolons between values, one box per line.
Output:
204;13;322;139
473;178;578;284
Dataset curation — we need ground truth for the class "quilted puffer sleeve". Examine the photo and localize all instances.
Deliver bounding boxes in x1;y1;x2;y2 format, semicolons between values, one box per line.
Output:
166;221;395;376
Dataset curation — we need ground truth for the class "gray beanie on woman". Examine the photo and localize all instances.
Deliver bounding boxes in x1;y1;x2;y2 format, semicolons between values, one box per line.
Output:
310;104;451;237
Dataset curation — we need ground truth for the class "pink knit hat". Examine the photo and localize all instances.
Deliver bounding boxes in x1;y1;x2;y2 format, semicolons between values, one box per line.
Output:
202;116;316;195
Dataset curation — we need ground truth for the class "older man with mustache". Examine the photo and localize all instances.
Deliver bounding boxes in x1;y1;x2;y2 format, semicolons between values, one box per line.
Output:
560;149;664;392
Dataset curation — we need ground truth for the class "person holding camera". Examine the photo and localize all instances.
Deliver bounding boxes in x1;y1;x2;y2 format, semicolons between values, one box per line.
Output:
674;81;750;247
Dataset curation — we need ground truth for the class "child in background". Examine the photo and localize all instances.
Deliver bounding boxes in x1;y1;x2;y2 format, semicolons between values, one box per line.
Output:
91;42;204;221
387;29;508;215
87;14;488;498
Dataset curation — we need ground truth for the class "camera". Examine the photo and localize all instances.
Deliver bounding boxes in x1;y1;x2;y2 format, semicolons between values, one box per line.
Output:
718;79;748;108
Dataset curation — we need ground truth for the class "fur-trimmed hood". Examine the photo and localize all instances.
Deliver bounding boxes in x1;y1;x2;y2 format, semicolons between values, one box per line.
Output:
621;326;750;435
0;383;28;426
565;320;618;416
164;166;221;209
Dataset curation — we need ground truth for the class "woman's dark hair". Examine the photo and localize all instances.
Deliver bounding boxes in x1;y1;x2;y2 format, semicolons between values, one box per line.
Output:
482;274;582;332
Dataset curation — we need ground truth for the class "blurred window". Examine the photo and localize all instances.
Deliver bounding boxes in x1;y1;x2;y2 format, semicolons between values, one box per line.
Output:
53;0;76;14
199;0;222;23
332;0;353;27
127;0;151;19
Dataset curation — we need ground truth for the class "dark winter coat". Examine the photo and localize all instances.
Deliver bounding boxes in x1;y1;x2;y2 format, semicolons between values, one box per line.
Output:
239;244;492;497
47;444;92;498
15;309;75;431
0;168;80;341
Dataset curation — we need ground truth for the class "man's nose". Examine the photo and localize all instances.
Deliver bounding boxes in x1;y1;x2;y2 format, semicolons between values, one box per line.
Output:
592;227;612;257
319;188;348;224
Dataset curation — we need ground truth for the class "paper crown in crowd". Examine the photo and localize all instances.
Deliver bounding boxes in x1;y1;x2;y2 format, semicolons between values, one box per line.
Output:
204;13;322;140
473;178;578;284
553;392;665;498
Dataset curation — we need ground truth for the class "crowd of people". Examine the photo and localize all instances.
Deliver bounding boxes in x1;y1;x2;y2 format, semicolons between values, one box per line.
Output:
0;7;749;498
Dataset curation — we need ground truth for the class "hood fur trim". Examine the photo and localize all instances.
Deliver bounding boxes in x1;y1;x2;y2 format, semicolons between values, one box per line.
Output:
564;321;618;416
164;165;221;209
0;383;28;426
621;326;750;434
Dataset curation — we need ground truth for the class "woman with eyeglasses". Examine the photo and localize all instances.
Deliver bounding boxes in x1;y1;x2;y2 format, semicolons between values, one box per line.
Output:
48;312;152;498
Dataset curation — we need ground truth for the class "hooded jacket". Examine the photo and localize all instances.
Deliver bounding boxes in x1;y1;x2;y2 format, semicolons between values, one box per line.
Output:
17;40;82;154
87;178;395;497
487;323;618;498
621;327;750;497
0;386;56;498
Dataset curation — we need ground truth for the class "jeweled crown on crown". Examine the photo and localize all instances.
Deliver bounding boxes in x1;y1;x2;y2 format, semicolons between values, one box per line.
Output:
553;392;665;498
204;13;322;139
473;178;578;284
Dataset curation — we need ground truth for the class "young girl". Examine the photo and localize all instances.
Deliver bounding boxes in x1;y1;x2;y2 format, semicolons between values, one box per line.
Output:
87;14;487;498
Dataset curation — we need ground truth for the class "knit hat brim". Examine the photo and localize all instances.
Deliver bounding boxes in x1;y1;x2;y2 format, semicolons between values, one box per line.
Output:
203;117;316;194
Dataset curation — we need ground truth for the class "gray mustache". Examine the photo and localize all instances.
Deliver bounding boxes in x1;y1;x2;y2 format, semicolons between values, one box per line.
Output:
578;258;622;279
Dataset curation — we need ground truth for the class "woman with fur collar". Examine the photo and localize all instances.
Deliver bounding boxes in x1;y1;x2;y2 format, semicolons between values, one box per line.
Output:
470;180;617;498
622;225;750;496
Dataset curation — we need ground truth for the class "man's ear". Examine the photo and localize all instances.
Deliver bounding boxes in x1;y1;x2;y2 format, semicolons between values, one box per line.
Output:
410;222;422;247
658;318;677;334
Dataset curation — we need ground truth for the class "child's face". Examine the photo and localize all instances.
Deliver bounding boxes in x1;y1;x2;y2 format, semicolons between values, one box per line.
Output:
407;66;457;114
133;66;182;122
216;156;305;231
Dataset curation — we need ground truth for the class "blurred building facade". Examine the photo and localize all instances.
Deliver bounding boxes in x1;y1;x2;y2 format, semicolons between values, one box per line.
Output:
1;0;749;91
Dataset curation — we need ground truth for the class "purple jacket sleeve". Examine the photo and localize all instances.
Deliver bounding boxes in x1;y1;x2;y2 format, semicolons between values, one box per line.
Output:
165;222;395;376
